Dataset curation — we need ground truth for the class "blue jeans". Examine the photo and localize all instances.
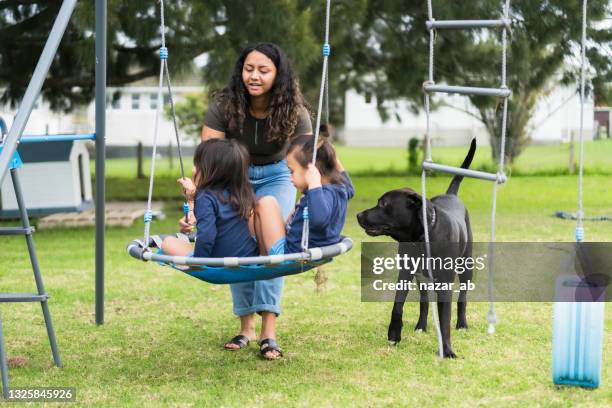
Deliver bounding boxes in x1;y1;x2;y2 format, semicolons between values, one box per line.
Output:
229;160;296;317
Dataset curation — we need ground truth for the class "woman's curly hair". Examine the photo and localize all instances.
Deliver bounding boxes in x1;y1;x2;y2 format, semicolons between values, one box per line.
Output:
214;42;310;145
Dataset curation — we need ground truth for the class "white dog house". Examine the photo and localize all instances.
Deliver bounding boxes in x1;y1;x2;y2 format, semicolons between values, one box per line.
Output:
0;140;93;218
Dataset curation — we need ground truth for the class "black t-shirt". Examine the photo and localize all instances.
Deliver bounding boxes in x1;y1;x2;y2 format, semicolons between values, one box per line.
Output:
203;96;312;165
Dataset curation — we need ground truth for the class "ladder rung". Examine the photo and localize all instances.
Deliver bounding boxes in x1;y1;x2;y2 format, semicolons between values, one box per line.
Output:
0;293;48;303
424;84;510;98
427;19;511;30
423;161;506;183
0;227;35;236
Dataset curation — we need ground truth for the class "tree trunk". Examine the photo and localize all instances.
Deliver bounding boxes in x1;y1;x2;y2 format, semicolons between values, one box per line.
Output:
168;140;174;169
137;141;145;179
480;93;536;165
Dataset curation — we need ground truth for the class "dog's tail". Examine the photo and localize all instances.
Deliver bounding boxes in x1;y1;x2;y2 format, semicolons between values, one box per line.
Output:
446;138;477;196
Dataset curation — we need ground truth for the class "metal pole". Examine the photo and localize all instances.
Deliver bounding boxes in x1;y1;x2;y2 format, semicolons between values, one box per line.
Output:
11;169;61;367
0;117;7;139
95;0;107;325
0;134;96;145
422;161;507;183
0;312;8;397
426;19;511;30
423;84;511;98
0;0;78;186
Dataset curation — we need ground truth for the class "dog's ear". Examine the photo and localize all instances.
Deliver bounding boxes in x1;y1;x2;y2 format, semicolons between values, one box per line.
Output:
404;191;434;225
402;189;421;208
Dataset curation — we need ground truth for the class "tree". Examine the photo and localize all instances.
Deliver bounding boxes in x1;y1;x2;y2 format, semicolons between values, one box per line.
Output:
0;0;368;131
165;91;208;141
195;0;368;126
350;0;611;163
3;1;608;165
0;1;208;110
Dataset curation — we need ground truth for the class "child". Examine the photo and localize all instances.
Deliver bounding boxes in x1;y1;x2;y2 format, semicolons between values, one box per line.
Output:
161;139;259;259
253;131;354;256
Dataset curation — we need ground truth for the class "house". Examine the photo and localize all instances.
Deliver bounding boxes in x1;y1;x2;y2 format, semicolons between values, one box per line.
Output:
0;73;596;150
0;74;203;155
594;107;610;139
0;140;93;218
340;85;595;147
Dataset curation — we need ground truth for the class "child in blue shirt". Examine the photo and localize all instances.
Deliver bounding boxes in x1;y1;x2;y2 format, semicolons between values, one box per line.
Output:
161;139;259;259
253;133;354;255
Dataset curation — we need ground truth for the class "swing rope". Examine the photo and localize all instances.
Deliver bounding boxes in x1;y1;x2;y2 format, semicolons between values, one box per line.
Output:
301;0;332;252
486;0;511;335
575;0;587;243
143;0;190;248
142;0;350;264
422;0;445;359
422;0;512;357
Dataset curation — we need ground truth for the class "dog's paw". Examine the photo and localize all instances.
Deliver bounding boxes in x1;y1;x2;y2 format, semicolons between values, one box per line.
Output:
387;321;403;345
456;319;468;330
414;320;427;332
443;349;457;359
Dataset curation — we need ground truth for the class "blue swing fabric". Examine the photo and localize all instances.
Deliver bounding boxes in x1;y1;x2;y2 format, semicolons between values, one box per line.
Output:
183;258;332;284
127;234;352;284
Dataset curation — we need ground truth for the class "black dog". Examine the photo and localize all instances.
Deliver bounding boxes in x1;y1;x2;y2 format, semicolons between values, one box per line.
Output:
357;139;477;358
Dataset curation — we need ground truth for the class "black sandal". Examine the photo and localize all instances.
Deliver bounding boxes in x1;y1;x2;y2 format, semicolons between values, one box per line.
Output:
224;335;250;350
259;338;283;360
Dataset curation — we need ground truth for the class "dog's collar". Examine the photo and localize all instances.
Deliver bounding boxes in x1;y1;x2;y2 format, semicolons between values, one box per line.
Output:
429;207;436;228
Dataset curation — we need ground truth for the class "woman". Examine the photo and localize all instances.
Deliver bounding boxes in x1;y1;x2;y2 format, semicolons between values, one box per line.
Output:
189;42;312;360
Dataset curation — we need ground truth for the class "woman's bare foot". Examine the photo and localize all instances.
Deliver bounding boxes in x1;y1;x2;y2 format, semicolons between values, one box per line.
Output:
259;338;282;360
260;312;281;359
224;314;256;350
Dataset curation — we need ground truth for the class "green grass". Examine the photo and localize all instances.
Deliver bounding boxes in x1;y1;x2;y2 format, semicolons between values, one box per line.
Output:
335;139;612;176
101;139;612;201
1;173;611;406
102;139;612;179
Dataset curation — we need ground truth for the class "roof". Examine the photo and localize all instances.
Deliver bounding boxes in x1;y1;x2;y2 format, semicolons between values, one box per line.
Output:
18;140;75;162
128;63;205;87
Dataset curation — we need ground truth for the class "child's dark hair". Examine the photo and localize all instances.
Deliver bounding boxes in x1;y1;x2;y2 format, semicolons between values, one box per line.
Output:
193;139;254;219
288;126;343;185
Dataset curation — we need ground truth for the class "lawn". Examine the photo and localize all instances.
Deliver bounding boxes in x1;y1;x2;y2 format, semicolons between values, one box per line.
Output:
336;138;612;176
101;138;612;179
0;147;610;406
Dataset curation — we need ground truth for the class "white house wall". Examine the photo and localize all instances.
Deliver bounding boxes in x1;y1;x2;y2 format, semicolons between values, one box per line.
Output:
529;85;595;143
0;86;202;147
0;97;77;135
342;86;594;147
86;86;202;147
2;84;594;148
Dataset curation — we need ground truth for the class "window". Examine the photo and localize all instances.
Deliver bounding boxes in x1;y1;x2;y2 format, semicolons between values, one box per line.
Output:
150;93;157;110
131;93;140;110
163;94;171;106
